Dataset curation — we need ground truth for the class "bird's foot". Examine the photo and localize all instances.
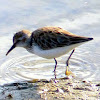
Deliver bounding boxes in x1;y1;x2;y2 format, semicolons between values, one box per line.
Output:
65;66;75;77
54;70;57;79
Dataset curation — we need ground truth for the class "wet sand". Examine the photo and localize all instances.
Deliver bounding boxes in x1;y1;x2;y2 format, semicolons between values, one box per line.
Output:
0;77;100;100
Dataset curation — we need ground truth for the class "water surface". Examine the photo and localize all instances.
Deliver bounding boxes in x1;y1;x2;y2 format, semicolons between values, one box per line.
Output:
0;0;100;85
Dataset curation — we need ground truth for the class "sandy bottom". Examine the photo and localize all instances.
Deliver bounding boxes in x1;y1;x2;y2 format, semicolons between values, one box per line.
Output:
0;77;100;100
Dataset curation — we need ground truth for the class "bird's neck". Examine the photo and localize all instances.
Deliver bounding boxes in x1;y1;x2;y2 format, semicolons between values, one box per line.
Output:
24;37;35;53
24;37;31;48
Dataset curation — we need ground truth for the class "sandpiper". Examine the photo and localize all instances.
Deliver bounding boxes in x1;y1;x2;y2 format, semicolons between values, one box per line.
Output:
6;26;93;78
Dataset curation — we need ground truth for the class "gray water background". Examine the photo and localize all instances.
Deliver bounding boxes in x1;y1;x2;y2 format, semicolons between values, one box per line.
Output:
0;0;100;85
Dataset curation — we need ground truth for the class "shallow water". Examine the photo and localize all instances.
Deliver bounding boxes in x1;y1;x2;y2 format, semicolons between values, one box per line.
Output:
0;0;100;85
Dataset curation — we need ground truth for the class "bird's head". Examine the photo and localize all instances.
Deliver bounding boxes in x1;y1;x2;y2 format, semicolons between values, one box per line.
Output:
6;30;31;56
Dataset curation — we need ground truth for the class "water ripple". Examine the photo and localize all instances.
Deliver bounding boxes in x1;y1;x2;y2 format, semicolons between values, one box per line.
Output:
0;54;97;85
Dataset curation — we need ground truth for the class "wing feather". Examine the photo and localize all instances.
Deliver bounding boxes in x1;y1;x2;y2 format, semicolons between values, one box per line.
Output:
31;27;89;50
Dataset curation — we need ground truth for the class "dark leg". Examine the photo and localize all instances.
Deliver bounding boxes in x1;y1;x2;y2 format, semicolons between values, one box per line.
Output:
66;49;75;67
54;58;57;79
54;58;57;72
65;49;75;76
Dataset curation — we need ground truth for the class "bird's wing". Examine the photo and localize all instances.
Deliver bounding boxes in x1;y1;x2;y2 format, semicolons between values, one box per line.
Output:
31;27;89;50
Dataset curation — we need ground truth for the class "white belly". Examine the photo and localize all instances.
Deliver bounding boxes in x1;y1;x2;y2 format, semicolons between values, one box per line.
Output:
29;43;84;59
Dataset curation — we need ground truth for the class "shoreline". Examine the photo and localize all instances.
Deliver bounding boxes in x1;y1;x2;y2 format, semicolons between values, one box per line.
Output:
0;78;100;100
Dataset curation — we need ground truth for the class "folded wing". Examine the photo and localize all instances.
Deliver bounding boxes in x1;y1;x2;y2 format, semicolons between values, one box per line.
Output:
31;27;93;50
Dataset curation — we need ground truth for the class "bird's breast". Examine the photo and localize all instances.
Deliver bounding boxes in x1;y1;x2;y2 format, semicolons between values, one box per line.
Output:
33;43;82;59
